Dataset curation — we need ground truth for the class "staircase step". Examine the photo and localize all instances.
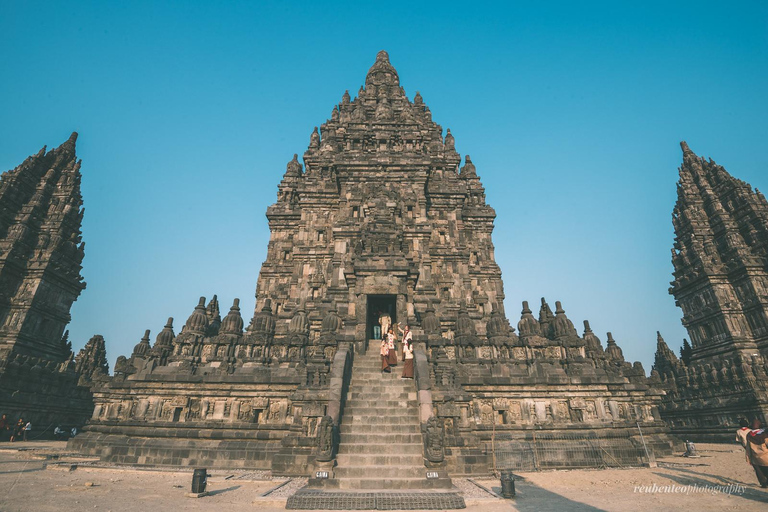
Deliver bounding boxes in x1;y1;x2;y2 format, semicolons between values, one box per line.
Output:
334;465;426;479
336;454;424;466
344;399;417;407
337;443;423;455
347;392;416;400
330;478;454;490
343;405;417;414
339;432;422;442
347;416;420;426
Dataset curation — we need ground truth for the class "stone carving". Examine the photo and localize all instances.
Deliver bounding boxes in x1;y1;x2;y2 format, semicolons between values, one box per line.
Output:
315;415;336;462
423;416;445;464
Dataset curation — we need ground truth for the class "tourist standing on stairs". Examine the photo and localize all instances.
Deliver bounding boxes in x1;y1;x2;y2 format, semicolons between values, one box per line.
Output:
379;309;391;341
380;336;391;373
401;326;414;379
373;310;382;340
387;328;398;367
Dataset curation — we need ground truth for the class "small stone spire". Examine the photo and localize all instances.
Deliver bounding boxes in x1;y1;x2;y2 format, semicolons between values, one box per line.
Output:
250;298;276;336
285;154;303;177
155;317;175;347
604;332;625;362
460;155;477;178
321;302;342;334
582;320;603;353
653;331;679;374
342;90;351;105
553;301;577;338
288;299;309;336
517;301;541;337
206;295;221;335
444;129;455;150
309;127;320;149
185;297;209;334
74;334;110;384
456;301;475;336
366;50;400;90
414;91;423;105
132;329;152;357
538;298;555;338
220;298;244;335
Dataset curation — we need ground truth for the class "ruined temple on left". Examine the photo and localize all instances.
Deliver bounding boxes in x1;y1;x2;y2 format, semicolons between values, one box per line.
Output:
70;52;674;483
0;133;108;430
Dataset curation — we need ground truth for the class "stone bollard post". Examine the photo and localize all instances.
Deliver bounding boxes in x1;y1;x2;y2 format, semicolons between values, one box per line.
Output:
500;470;516;498
191;468;208;494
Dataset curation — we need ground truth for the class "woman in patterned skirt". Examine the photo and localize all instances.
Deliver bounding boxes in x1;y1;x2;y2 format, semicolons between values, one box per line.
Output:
400;325;414;379
387;328;398;367
380;336;391;373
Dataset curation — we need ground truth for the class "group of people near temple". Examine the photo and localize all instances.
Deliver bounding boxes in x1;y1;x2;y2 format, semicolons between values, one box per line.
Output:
376;310;413;378
0;414;31;442
737;418;768;488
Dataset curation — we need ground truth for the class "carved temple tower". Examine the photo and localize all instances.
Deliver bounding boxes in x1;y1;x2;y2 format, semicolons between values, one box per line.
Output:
654;143;768;438
72;52;675;475
0;133;100;428
256;49;505;353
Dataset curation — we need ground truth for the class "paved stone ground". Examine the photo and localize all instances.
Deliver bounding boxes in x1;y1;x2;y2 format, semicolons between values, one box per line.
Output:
0;442;766;511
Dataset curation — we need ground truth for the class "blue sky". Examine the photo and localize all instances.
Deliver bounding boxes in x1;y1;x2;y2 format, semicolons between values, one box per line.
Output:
1;1;766;371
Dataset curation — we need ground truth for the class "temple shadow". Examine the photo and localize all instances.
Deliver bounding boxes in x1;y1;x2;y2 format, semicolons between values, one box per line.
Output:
0;465;45;475
487;481;606;512
652;469;768;505
207;485;241;496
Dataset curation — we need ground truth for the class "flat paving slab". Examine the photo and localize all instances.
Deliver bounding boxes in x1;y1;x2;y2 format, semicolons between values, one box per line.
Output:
0;442;766;511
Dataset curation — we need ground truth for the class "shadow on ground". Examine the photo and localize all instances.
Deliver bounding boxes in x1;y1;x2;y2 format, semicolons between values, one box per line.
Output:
488;480;606;512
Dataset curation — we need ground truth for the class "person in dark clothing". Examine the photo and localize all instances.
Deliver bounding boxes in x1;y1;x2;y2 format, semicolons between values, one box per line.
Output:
10;419;24;442
0;414;9;441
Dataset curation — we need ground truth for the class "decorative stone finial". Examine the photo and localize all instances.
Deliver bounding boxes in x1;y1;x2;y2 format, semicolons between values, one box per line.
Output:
309;127;320;149
518;300;541;337
460;155;477;178
221;298;244;334
366;50;400;89
184;297;209;334
604;332;625;362
132;329;152;357
444;129;455;150
154;318;174;351
582;320;603;353
285;154;302;177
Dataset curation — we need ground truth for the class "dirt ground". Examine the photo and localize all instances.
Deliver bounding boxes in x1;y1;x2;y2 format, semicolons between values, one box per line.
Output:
0;442;765;512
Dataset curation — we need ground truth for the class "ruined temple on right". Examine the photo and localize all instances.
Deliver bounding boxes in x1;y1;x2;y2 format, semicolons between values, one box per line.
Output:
653;142;768;441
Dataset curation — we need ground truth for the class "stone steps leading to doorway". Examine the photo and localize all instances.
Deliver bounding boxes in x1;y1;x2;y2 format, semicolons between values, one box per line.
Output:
309;349;452;491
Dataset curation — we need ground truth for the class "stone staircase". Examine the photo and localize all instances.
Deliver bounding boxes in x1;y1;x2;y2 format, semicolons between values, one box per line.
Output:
320;346;450;490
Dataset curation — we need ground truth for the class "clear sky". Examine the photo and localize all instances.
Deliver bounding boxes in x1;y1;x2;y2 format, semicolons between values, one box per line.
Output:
1;1;766;371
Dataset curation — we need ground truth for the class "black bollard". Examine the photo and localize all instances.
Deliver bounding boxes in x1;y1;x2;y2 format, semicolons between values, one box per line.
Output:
500;470;516;498
191;468;208;494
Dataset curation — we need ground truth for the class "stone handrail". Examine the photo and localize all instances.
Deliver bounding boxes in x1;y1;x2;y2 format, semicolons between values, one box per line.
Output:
326;342;354;425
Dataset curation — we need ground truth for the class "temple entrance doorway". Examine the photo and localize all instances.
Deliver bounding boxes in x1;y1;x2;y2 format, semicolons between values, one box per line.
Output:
367;295;397;341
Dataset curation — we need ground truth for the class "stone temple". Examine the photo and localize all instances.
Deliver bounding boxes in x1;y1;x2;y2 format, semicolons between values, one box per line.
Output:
0;134;108;430
653;143;768;440
71;51;675;483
